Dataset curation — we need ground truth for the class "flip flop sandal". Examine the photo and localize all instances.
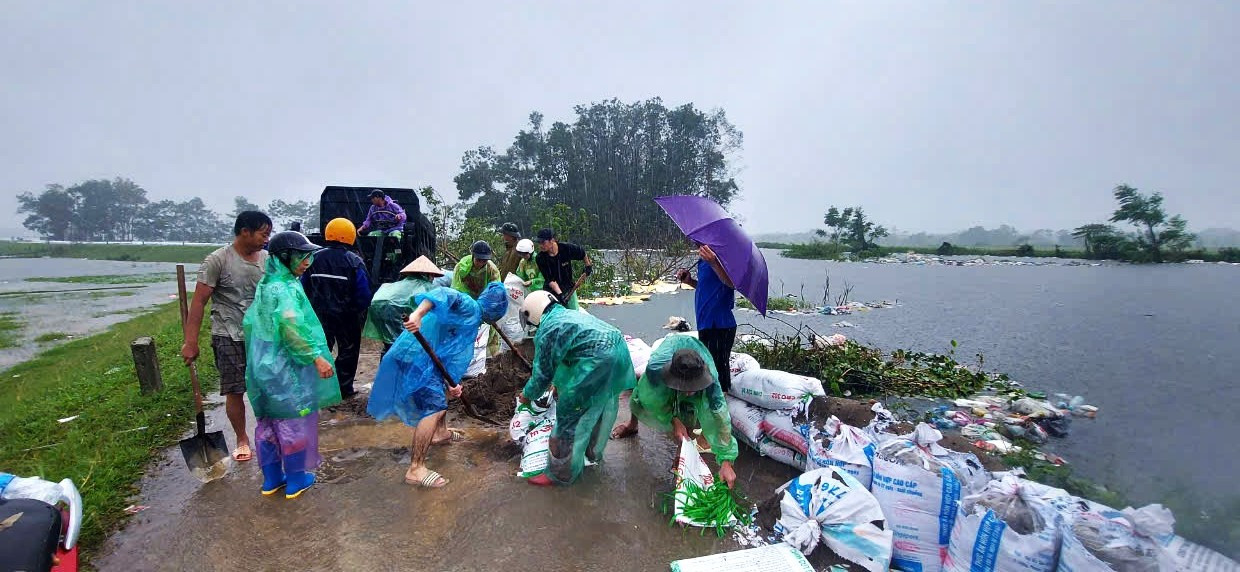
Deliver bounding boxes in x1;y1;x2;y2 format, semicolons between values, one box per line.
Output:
405;470;448;488
232;445;253;462
432;429;465;445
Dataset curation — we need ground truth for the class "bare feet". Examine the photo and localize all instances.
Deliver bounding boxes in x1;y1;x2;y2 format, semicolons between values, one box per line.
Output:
610;422;639;440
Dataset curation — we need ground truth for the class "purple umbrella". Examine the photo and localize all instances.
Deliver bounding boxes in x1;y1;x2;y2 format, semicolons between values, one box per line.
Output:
654;195;769;316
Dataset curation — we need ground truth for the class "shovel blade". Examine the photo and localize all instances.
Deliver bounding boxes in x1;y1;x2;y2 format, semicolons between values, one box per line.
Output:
179;430;231;483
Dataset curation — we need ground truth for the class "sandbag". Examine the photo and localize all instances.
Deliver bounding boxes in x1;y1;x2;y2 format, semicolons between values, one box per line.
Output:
804;416;876;490
625;335;652;379
771;466;894;572
762;409;809;455
729;368;826;410
728;352;760;377
509;391;553;442
871;423;991;572
465;322;488;378
758;437;806;471
498;273;527;350
672;439;735;528
944;475;1062;572
726;395;765;448
1157;535;1240;572
517;400;556;479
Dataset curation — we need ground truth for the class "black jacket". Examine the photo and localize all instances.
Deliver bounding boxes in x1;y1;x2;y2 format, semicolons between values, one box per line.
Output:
301;244;372;318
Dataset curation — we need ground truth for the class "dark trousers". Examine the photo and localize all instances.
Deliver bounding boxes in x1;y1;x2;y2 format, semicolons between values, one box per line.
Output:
323;312;363;396
698;326;737;392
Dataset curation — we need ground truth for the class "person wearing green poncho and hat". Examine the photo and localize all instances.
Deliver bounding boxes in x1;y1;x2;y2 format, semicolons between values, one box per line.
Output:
243;231;342;499
628;334;738;488
362;256;443;354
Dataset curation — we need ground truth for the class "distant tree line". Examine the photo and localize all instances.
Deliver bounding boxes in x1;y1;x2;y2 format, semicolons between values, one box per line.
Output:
17;178;316;243
454;97;742;249
793;184;1235;263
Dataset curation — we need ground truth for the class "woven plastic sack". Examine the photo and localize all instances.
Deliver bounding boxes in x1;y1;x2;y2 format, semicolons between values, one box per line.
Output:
726;395;765;448
773;466;894;572
366;287;481;426
729;369;826;410
244;256;341;418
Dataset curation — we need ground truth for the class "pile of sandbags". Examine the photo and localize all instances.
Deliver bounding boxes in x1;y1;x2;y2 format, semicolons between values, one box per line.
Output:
720;354;829;471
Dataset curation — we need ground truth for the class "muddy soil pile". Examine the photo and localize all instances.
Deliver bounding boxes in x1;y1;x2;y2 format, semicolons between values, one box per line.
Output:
458;339;535;422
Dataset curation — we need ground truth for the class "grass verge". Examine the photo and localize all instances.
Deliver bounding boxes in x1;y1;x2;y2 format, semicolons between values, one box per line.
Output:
34;331;70;343
0;312;22;348
0;241;216;263
25;273;175;285
0;302;217;563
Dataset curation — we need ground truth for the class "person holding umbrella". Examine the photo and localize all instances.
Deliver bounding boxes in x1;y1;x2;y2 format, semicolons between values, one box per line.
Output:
533;228;592;310
243;231;341;499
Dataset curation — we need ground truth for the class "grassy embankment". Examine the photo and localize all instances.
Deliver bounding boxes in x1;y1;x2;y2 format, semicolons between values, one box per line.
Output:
0;302;216;562
0;241;216;263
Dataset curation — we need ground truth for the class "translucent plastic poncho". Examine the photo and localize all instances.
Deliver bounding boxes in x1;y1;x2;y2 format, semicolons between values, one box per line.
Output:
243;256;341;419
521;305;635;484
631;334;739;462
367;287;483;426
475;281;509;324
362;276;435;344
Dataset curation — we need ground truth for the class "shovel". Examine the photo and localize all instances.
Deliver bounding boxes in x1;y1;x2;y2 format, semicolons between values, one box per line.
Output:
487;322;531;370
175;265;231;483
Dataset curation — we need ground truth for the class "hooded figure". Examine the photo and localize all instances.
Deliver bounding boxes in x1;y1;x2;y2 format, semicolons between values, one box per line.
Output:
301;217;372;398
243;231;341;499
630;334;738;488
518;291;634;486
362;256;444;353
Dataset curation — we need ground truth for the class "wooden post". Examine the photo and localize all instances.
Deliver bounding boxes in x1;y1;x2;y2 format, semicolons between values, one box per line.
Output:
131;337;163;394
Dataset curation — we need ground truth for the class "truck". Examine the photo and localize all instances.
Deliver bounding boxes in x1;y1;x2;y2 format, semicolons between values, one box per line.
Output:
306;186;437;286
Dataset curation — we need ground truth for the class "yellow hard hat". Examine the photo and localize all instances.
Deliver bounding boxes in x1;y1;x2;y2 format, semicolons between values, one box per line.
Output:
324;218;357;245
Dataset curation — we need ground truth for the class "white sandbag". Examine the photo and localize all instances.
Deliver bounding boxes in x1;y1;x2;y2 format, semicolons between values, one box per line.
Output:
465;322;488;378
944;475;1062;572
1051;501;1180;572
669;543;813;571
771;466;894;572
498;273;528;350
728;352;760;377
1158;535;1240;572
805;417;876;489
672;438;735;528
517;401;556;478
761;410;809;455
758;437;806;471
725;395;765;448
508;391;553;442
729;368;826;410
871;423;991;572
1056;520;1114;572
625;335;652;378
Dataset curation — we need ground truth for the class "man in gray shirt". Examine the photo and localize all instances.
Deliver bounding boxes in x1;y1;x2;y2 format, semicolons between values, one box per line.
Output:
180;211;272;462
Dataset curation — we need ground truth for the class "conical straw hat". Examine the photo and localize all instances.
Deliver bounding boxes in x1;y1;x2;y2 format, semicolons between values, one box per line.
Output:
400;256;444;277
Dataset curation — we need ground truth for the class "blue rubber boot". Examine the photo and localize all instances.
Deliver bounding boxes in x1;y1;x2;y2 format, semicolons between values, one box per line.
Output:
258;441;285;495
283;451;315;499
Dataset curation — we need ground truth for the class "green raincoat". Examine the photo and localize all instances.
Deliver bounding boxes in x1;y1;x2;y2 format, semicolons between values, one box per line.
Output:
362;276;435;344
521;305;635;484
243;255;342;419
515;257;544;292
631;335;738;462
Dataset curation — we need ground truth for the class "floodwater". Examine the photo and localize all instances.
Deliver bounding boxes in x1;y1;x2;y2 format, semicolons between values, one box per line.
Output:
0;258;190;370
94;342;798;571
588;251;1240;557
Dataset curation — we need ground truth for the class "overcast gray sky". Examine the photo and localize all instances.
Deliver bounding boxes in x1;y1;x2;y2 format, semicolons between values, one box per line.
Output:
2;1;1237;236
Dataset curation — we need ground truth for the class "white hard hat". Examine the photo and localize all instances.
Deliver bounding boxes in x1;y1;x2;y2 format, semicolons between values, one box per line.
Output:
521;290;558;327
516;238;535;254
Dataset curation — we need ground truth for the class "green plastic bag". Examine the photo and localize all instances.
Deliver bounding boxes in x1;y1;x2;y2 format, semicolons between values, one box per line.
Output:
632;334;738;462
243;255;341;419
362;276;435;344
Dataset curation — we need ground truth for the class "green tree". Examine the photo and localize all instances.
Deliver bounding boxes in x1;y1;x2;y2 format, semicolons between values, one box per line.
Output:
1109;184;1194;262
166;198;225;243
1071;224;1121;259
455;98;742;249
232;196;262;217
17;184;75;240
816;205;887;252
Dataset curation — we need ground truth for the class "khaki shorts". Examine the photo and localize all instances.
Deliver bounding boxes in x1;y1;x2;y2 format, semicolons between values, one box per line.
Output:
210;335;247;395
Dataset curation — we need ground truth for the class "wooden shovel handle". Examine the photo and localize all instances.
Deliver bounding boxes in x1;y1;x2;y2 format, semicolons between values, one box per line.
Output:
176;265;207;417
488;322;531;369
